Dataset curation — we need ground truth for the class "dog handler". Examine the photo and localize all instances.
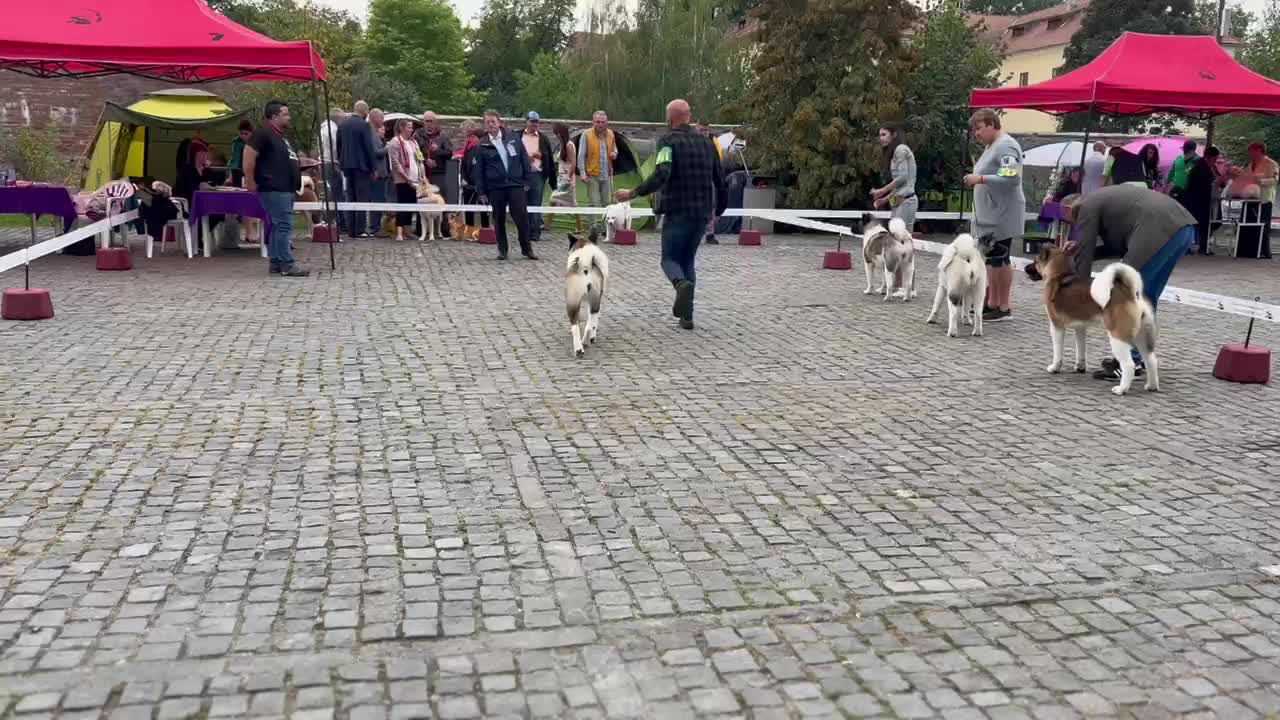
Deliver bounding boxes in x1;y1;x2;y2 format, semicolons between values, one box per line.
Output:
1054;185;1196;380
615;99;726;330
964;108;1025;323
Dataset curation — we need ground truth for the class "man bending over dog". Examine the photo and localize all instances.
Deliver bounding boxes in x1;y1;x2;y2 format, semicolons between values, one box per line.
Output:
1052;185;1196;381
615;99;726;331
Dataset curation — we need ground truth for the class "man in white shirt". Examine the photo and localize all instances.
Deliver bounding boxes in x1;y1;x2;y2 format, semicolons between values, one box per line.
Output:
1082;141;1106;195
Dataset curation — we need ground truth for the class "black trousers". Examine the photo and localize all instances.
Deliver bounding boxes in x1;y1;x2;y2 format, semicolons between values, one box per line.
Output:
344;170;372;235
489;186;531;256
394;183;416;227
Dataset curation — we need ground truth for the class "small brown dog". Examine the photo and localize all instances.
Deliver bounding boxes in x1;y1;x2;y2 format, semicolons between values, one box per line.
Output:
449;214;480;241
1030;245;1159;396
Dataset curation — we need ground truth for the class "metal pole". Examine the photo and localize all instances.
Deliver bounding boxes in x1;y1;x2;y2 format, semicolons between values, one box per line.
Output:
1205;0;1227;149
1078;103;1096;170
320;80;337;271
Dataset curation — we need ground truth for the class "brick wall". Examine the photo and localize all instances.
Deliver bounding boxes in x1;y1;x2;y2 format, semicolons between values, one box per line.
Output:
0;73;165;153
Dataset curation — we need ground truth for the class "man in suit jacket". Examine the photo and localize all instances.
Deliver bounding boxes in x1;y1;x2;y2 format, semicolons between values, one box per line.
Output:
337;100;379;237
472;111;538;261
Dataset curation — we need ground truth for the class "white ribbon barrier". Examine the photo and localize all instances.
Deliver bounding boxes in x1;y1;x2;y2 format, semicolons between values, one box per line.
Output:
0;211;138;276
756;211;1280;325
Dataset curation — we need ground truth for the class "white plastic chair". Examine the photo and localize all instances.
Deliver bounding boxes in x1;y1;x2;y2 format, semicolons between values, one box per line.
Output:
144;196;194;259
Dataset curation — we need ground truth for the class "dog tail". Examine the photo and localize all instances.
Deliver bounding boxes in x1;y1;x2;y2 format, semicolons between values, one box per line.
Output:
888;217;909;242
1089;262;1144;309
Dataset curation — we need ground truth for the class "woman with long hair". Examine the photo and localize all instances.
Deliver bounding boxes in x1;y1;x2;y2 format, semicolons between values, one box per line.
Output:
870;123;917;230
385;118;425;242
550;122;581;233
459;122;490;230
1140;143;1162;189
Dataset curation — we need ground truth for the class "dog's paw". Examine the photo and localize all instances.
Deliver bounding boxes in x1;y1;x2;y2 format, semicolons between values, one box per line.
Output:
910;289;919;298
863;287;874;295
1144;382;1159;392
947;329;958;338
925;315;937;324
1046;362;1062;374
971;328;982;337
587;331;597;344
574;348;585;359
1073;362;1087;373
1112;385;1127;396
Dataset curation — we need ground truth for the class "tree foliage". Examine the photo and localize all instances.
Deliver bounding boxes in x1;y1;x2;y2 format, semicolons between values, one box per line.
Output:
1216;0;1280;160
514;53;586;119
466;0;576;114
1058;0;1199;132
365;0;482;114
907;1;1004;192
741;0;918;208
963;0;1057;16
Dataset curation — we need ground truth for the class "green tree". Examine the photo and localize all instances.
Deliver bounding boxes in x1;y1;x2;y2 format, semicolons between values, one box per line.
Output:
963;0;1057;15
467;0;577;114
1216;0;1280;159
1194;0;1253;37
514;53;587;119
907;0;1004;192
741;0;918;207
1057;0;1199;132
365;0;482;114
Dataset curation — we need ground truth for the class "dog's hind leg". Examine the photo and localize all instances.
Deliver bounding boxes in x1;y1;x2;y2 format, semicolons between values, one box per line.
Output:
970;288;983;337
863;258;876;295
1073;327;1088;373
901;262;914;303
567;304;585;358
1109;336;1136;395
926;282;945;324
1136;325;1159;391
1047;321;1066;373
587;287;602;344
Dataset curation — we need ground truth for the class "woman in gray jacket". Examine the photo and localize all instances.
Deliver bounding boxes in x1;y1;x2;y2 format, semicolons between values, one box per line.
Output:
871;123;917;230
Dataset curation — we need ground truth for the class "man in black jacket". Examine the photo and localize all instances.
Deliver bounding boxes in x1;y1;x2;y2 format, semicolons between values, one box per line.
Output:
472;111;538;261
521;111;557;243
617;99;725;330
337;100;379;237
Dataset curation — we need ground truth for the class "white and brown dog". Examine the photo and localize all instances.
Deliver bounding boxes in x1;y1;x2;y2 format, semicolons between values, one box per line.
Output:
565;229;610;358
416;181;446;241
861;215;916;301
1028;245;1159;396
926;233;989;337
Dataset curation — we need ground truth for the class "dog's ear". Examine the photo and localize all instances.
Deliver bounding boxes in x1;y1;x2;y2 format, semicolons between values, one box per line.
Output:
861;212;873;228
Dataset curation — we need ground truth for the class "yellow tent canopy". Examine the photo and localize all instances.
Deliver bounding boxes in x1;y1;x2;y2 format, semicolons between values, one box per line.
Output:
83;89;251;190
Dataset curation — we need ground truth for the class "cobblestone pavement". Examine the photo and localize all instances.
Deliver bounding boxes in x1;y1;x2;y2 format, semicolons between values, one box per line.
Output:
2;228;1280;719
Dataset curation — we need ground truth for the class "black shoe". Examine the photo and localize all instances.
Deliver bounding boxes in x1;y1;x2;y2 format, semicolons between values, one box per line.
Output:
673;280;695;320
680;317;695;330
1093;364;1144;380
496;254;508;261
279;266;310;277
269;265;282;275
705;235;719;245
983;308;1012;322
523;252;539;261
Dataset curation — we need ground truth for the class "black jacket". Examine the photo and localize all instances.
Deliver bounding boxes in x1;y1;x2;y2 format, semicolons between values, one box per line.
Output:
412;127;453;178
471;129;532;194
337;115;377;173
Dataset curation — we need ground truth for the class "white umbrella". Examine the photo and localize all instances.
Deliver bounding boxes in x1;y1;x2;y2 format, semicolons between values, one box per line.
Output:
1023;141;1087;168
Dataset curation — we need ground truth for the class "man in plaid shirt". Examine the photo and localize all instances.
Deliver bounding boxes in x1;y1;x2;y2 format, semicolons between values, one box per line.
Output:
617;99;727;330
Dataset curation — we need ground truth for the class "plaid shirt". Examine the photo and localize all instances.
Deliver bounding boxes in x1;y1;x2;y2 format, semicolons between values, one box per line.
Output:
634;125;727;221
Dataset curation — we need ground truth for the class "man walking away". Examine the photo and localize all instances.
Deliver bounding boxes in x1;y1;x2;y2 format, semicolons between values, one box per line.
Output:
1059;185;1195;380
616;99;726;331
1082;142;1106;196
414;112;454;236
242;100;309;277
522;112;556;243
578;111;618;221
473;111;538;261
320;109;346;234
964;108;1024;323
338;100;378;238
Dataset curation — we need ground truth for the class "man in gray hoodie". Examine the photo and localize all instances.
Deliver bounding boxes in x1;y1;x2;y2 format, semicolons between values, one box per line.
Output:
1058;184;1196;380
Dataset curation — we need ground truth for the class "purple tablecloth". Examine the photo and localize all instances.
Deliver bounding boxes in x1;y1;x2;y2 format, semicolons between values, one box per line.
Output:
189;190;271;237
1038;202;1078;243
0;186;76;232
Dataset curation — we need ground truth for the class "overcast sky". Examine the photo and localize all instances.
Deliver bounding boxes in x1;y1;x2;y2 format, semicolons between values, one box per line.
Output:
314;0;1269;31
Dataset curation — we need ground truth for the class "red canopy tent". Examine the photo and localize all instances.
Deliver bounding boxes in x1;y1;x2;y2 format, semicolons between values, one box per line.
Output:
970;32;1280;118
0;0;339;262
0;0;325;82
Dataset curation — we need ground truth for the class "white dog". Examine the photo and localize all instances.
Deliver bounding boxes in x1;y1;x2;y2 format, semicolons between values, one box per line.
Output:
416;181;446;241
926;233;989;337
862;215;916;301
565;229;610;358
603;201;631;242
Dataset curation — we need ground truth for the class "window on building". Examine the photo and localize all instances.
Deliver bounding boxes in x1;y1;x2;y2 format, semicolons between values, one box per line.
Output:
1019;72;1030;86
1010;25;1027;38
1052;65;1065;77
1047;16;1067;31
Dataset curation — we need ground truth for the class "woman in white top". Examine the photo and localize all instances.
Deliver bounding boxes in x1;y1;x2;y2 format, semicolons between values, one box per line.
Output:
550;122;581;233
385;119;425;242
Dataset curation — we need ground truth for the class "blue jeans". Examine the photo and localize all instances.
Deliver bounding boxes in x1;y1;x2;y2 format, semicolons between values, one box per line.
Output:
1129;224;1196;365
259;191;296;270
661;217;704;287
525;178;545;242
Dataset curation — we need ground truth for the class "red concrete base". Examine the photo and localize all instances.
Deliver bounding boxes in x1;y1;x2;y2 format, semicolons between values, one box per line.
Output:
822;250;853;270
1;288;54;321
311;223;338;243
614;229;637;245
477;228;497;245
95;247;132;271
739;230;763;246
1213;343;1271;384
